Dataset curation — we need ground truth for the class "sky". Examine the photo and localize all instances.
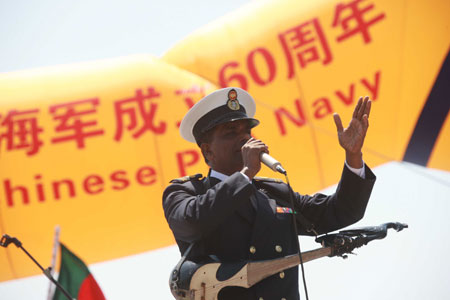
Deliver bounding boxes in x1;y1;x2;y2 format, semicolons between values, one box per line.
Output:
0;0;252;73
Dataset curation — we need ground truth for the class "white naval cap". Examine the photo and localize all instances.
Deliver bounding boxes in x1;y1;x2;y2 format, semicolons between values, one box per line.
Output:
179;87;259;144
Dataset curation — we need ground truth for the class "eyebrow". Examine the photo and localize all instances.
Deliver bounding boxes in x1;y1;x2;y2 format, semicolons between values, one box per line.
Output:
223;123;238;130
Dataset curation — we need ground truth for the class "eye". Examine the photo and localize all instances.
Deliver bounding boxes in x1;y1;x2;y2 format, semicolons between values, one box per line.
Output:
224;130;237;138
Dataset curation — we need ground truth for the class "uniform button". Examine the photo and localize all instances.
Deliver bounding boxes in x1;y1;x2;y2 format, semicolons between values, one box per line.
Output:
279;271;285;279
259;297;264;300
250;246;256;254
275;245;282;253
281;298;287;300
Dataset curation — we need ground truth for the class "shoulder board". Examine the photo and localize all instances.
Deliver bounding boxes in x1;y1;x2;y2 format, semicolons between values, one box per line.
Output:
253;176;284;183
170;173;203;183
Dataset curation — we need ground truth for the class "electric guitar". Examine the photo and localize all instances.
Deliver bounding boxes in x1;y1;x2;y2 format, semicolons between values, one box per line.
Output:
169;222;407;300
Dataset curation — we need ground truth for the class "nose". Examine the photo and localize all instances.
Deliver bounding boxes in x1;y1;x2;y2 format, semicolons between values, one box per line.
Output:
237;124;251;145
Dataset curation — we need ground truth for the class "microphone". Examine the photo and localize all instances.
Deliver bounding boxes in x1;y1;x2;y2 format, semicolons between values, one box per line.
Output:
0;234;22;248
260;152;286;175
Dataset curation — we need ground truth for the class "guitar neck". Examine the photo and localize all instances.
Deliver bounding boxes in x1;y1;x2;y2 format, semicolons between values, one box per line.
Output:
247;247;332;286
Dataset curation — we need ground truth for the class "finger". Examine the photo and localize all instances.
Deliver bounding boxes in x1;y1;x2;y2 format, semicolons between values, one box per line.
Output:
364;98;372;119
333;113;343;133
353;97;362;119
242;138;254;149
258;142;269;154
249;139;268;149
252;142;267;148
250;139;264;145
362;114;369;131
247;141;269;155
356;96;368;120
248;139;267;150
261;144;269;153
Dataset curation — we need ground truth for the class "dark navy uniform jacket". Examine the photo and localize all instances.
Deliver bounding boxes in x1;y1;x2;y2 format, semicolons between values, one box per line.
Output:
163;164;376;300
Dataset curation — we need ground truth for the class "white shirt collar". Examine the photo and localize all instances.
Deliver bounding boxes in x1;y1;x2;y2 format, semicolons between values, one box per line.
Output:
210;169;229;182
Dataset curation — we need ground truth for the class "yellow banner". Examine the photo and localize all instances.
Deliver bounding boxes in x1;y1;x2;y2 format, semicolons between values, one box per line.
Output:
0;55;216;281
163;0;450;184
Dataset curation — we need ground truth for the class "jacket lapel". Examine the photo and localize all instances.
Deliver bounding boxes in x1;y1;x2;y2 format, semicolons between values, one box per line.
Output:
208;175;255;224
207;176;220;188
251;187;277;243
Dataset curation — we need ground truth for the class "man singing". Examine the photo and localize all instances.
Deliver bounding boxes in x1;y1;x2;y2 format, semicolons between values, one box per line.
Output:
163;87;376;300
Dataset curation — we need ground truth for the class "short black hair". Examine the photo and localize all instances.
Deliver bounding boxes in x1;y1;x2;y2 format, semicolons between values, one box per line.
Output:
197;127;216;165
196;127;214;147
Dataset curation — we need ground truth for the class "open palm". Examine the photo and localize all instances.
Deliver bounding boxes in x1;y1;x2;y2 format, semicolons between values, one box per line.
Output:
333;96;371;154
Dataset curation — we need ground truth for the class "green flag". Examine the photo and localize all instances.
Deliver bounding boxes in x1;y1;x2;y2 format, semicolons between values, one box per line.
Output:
53;243;106;300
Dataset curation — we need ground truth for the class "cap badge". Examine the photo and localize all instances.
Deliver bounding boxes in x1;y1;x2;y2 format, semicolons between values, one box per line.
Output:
226;89;240;111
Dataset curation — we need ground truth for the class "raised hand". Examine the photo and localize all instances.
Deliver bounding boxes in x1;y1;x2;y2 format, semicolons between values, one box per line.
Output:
333;96;371;168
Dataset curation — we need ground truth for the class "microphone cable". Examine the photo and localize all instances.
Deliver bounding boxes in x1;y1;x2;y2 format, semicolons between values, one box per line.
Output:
284;172;310;300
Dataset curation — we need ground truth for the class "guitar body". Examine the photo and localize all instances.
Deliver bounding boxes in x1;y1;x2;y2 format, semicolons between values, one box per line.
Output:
170;249;332;300
170;251;325;300
171;259;250;300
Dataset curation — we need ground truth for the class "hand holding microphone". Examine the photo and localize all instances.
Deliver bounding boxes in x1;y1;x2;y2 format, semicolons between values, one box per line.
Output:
241;138;286;179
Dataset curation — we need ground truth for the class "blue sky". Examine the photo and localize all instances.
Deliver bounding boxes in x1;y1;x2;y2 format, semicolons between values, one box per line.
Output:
0;0;251;72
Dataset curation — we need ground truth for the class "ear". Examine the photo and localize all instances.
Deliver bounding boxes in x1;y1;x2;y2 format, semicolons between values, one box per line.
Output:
200;142;213;162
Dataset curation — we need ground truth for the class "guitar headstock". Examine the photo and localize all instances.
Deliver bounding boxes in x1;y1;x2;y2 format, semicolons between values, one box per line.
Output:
315;222;408;259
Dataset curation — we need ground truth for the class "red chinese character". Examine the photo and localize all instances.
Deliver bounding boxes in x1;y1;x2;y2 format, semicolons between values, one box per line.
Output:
114;87;167;141
49;98;104;148
332;0;386;44
279;18;332;79
0;109;43;155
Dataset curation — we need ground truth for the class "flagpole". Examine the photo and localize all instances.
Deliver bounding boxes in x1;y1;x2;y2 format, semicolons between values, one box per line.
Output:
0;234;75;300
47;225;60;300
